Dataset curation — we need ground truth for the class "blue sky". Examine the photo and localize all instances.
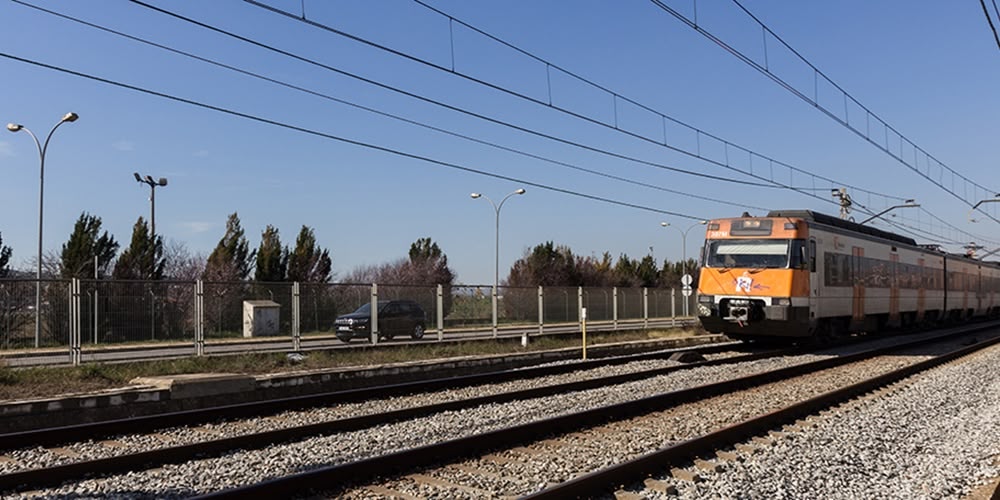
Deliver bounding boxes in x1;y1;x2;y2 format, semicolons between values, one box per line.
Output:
1;0;999;285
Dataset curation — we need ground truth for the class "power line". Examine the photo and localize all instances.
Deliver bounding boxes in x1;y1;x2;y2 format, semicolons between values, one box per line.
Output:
981;0;1000;50
0;50;706;221
650;0;999;215
113;0;808;193
9;3;980;246
8;0;772;215
232;0;909;205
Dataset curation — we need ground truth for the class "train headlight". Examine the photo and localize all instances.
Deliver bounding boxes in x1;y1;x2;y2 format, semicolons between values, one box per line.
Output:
775;297;791;306
697;303;712;317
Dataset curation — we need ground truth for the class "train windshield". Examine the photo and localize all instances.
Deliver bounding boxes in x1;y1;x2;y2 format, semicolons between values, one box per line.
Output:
704;239;791;269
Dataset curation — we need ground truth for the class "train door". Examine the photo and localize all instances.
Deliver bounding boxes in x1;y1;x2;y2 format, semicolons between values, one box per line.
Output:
852;246;865;330
976;265;983;314
916;258;925;322
809;238;820;321
889;253;900;327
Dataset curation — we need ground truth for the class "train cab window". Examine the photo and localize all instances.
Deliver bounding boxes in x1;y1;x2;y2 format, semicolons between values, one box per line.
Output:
704;239;792;269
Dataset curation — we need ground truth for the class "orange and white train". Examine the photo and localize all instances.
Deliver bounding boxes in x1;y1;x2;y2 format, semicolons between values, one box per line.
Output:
696;210;1000;341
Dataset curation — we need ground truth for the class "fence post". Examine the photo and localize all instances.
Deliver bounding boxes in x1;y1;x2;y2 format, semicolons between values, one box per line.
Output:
437;284;444;342
195;280;205;356
578;286;584;332
370;283;379;345
613;287;618;329
491;284;498;338
643;287;649;329
70;279;81;366
671;288;677;327
292;282;301;352
93;286;99;345
537;286;544;337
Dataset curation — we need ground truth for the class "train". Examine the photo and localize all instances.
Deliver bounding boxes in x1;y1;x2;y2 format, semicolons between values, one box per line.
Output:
695;210;1000;342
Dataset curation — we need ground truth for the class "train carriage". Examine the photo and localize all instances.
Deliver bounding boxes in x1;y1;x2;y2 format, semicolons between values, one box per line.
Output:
696;210;1000;341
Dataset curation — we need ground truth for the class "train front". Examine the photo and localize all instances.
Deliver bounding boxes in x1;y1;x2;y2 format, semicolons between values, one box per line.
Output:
696;215;811;339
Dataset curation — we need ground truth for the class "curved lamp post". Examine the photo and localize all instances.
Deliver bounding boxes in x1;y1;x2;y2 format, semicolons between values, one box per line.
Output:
471;188;525;337
859;200;919;225
661;220;707;317
7;112;79;347
968;195;1000;223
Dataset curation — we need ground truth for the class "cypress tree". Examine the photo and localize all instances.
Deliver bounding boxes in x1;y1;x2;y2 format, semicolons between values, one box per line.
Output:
60;212;119;279
287;225;331;283
203;212;254;282
255;225;287;282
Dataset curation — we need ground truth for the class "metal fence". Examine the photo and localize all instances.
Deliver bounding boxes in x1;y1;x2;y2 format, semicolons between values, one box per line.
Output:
0;278;696;363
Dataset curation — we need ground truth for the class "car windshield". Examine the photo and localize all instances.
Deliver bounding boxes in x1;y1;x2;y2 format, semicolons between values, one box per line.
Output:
351;303;372;315
705;239;791;269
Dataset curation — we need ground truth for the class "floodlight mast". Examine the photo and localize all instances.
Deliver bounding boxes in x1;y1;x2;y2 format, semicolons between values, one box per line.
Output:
134;172;169;271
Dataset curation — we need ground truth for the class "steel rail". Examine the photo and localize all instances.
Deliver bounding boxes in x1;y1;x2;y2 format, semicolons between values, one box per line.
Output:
0;340;744;449
188;322;1000;499
0;344;783;492
525;334;1000;498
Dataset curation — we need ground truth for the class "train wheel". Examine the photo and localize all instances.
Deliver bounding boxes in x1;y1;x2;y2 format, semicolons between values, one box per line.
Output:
810;320;834;346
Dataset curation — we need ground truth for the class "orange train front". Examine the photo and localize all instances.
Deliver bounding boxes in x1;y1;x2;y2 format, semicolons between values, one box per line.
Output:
696;210;1000;342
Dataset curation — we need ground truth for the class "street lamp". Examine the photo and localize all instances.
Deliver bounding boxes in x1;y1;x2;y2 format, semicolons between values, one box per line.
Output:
979;247;1000;260
133;173;168;244
7;112;79;348
660;220;708;275
661;220;707;317
858;199;919;225
471;188;525;338
968;195;1000;223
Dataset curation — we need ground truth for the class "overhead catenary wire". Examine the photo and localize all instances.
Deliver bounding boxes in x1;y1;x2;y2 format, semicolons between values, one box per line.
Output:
7;0;772;215
6;3;983;248
0;50;706;222
981;0;1000;50
108;0;816;193
649;0;1000;222
235;0;909;206
120;0;905;218
134;0;951;228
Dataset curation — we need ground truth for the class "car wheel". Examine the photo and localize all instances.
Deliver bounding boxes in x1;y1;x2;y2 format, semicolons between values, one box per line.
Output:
411;324;425;339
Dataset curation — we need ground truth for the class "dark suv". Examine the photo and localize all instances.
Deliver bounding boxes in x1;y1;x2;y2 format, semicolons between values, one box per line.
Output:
334;300;427;342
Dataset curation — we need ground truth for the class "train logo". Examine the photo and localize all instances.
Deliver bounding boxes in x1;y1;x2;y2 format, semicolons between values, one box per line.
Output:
736;272;753;292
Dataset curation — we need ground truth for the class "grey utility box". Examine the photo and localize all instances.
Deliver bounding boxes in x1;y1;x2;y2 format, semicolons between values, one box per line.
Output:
243;300;281;338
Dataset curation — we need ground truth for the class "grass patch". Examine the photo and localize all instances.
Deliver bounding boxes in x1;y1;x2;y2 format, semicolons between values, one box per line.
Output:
0;326;707;402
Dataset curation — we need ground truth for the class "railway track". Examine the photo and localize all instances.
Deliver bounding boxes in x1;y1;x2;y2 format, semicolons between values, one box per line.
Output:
4;325;997;497
0;340;747;443
0;342;771;492
205;323;1000;499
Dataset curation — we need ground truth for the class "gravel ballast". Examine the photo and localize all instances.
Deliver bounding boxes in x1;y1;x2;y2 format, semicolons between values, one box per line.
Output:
636;344;1000;500
7;331;993;498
